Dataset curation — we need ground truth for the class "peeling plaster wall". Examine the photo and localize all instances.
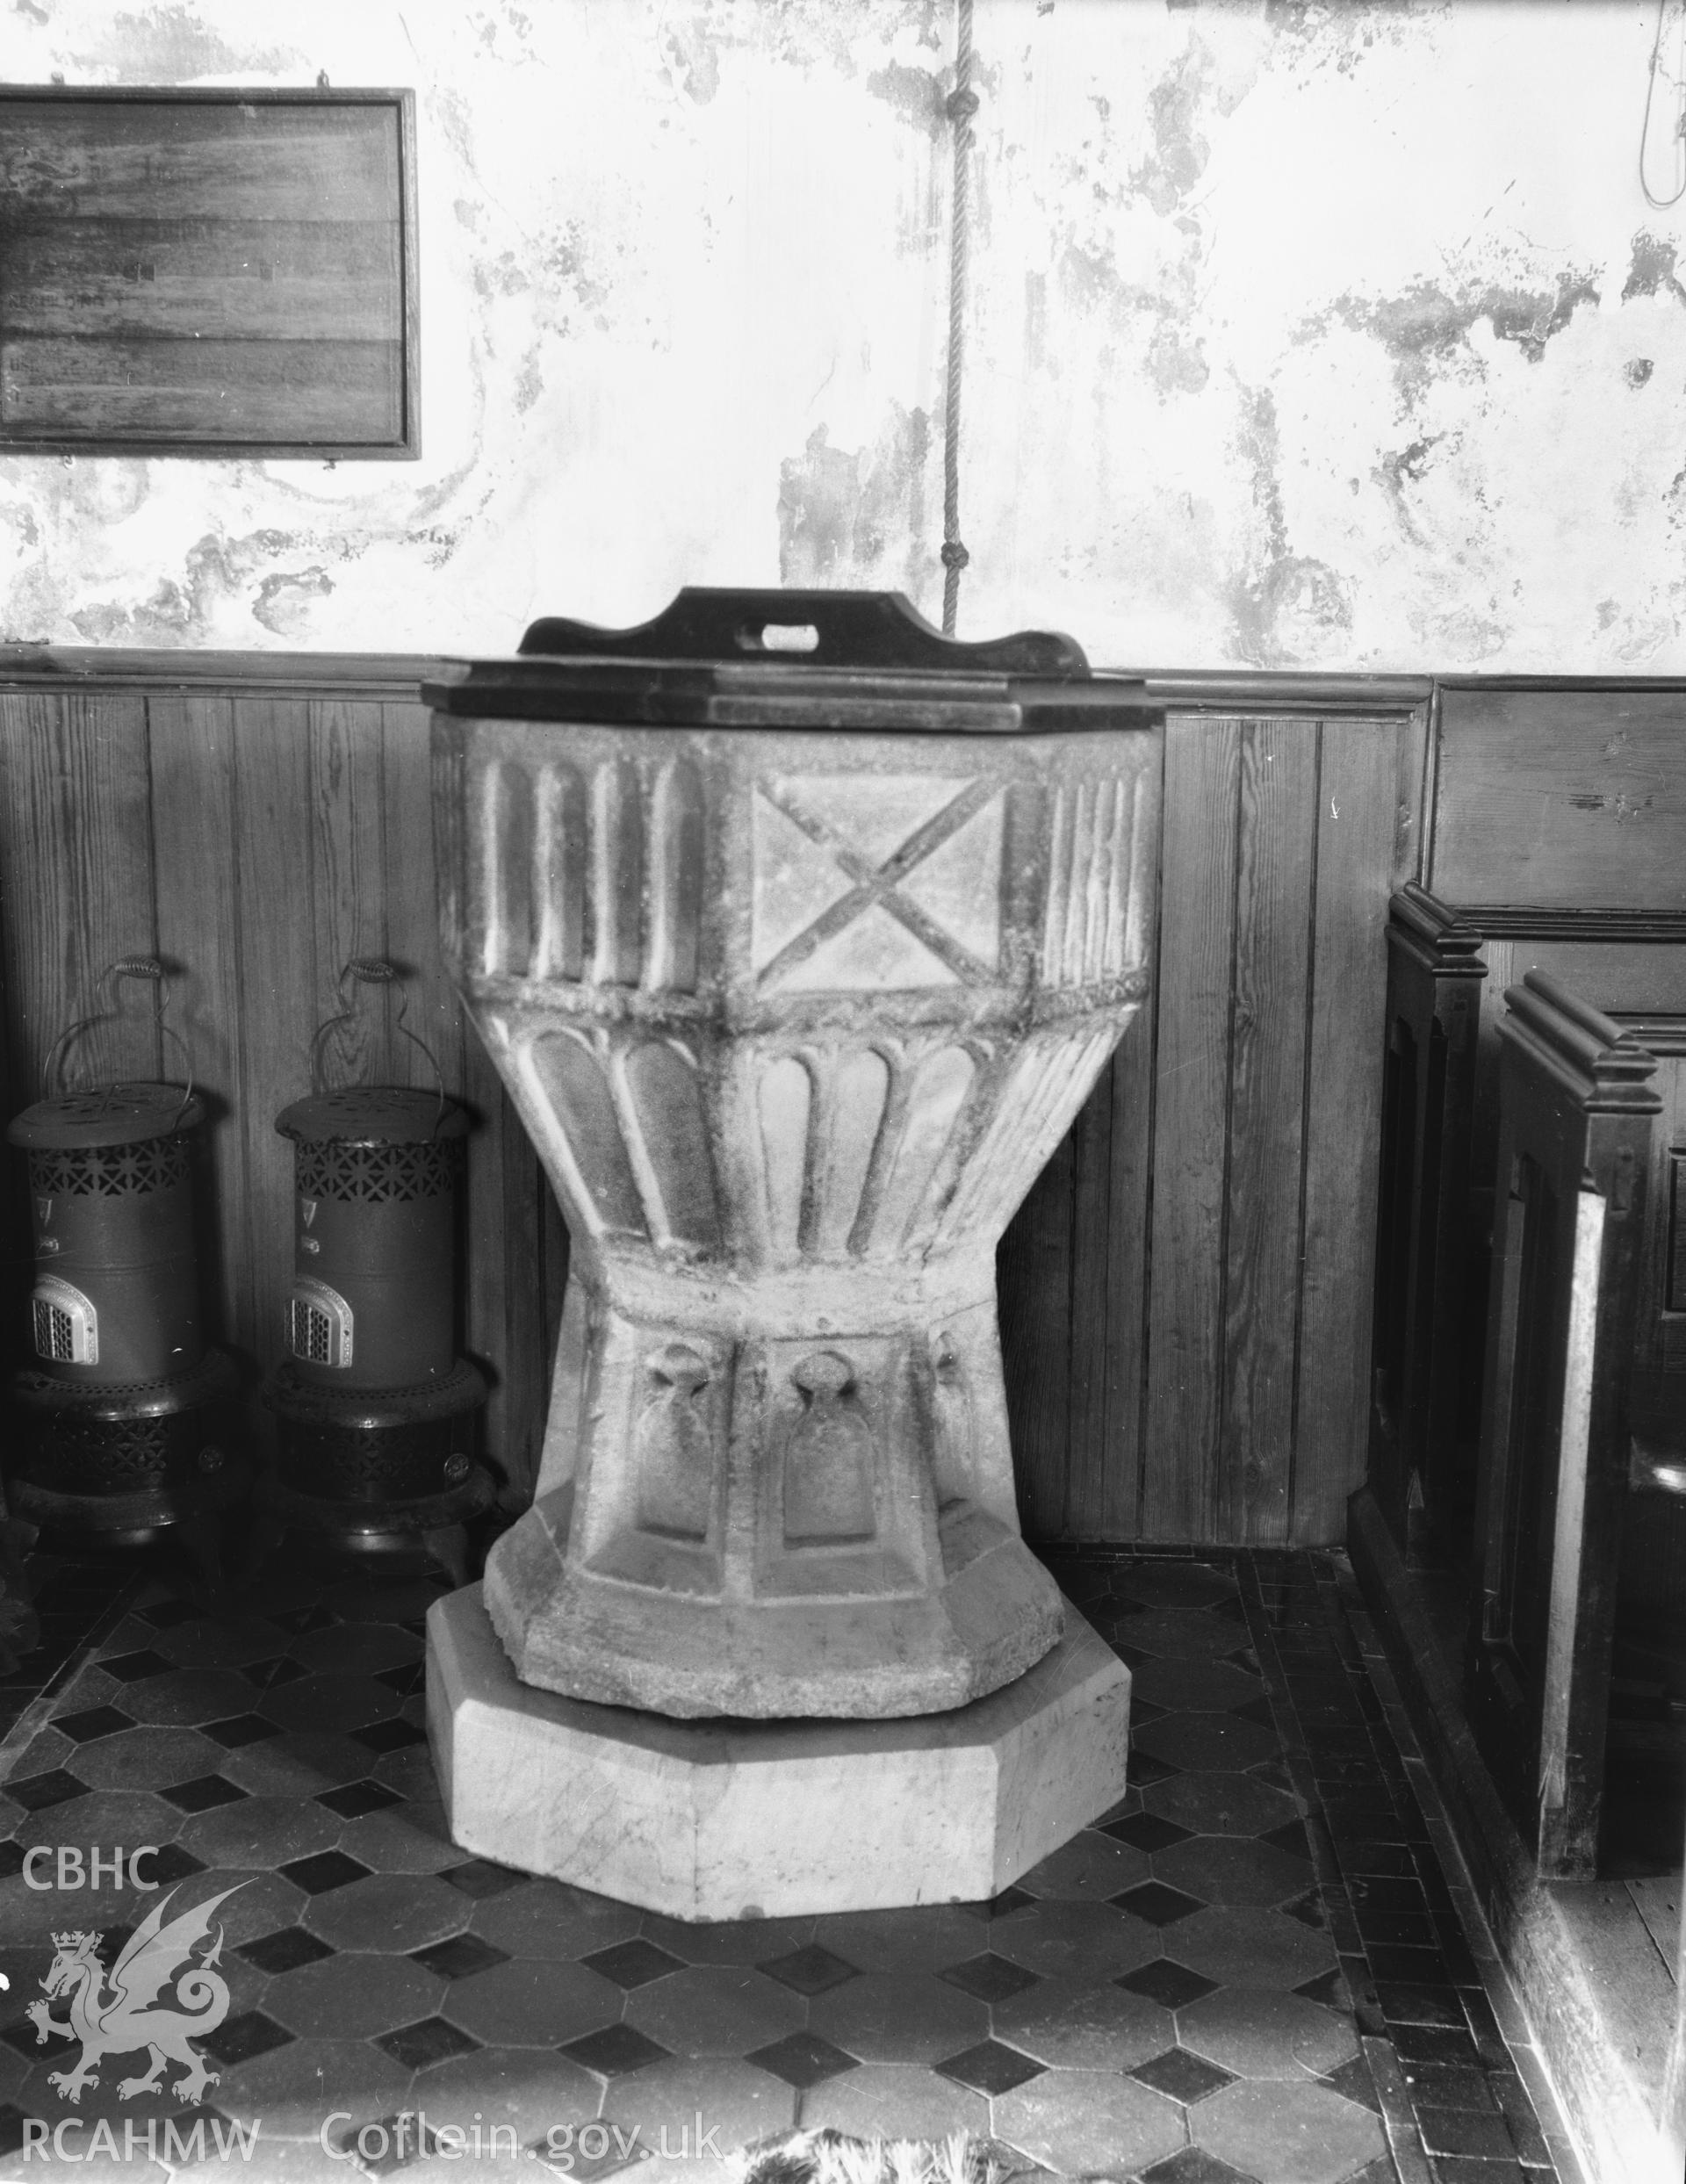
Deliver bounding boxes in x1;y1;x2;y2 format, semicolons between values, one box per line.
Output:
0;0;952;651
2;0;1683;670
963;0;1686;671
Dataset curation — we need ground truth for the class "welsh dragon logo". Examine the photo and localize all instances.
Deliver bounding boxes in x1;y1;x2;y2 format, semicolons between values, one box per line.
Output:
26;1885;243;2107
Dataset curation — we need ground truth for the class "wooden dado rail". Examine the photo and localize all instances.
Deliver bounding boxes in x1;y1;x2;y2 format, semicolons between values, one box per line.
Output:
2;651;1679;1545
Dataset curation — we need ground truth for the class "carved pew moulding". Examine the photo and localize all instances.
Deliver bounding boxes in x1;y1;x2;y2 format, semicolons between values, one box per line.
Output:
1368;883;1488;1561
1466;973;1663;1879
427;590;1164;1723
422;591;1160;1914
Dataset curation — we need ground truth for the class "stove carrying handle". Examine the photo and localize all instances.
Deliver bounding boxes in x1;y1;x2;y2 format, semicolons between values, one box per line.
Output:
518;586;1090;679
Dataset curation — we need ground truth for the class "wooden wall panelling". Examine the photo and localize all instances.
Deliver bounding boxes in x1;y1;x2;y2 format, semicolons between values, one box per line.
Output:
1217;723;1318;1542
1432;687;1686;912
1294;720;1412;1541
227;696;316;1381
148;695;246;1363
1005;703;1422;1547
378;697;474;1401
1141;716;1244;1540
308;698;390;1086
379;700;465;1102
0;690;161;1380
0;689;161;1093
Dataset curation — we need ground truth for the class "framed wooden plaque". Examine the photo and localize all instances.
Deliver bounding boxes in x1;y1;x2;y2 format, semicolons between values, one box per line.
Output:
0;86;418;457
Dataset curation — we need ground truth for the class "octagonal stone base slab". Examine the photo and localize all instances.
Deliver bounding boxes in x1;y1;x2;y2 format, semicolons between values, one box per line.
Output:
426;1582;1131;1920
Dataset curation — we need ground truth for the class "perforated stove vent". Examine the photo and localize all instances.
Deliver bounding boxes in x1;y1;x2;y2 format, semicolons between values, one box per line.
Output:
287;1278;353;1368
31;1276;97;1366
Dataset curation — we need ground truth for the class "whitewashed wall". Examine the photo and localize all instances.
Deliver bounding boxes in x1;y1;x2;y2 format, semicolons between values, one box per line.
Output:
1;0;1682;672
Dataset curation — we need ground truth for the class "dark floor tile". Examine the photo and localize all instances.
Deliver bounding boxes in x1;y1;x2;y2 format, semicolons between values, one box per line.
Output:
1138;2142;1261;2184
1324;1802;1406;1843
1496;2108;1552;2167
198;2009;295;2065
377;2014;482;2070
759;1943;860;1995
441;1857;526;1899
1117;1958;1221;2009
1403;2063;1496;2113
956;1883;1035;1921
411;1932;512;1981
936;1952;1042;2003
1457;1985;1516;2069
317;1777;404;1819
1434;1934;1485;1988
559;2022;671;2077
1113;1880;1206;1927
354;1717;428;1753
1103;1810;1194;1853
1349;1875;1430;1918
162;1771;249;1813
202;1712;283;1748
1337;1840;1419;1878
98;1647;175;1682
52;1703;134;1742
580;1937;687;1990
1131;2045;1236;2104
1128;1750;1183;1784
933;2038;1046;2095
6;1766;87;1812
241;1655;308;1691
1376;1980;1466;2028
0;1841;23;1878
1318;2052;1382;2114
237;1925;336;1975
1425;2159;1527;2184
140;1840;206;1884
1369;1943;1456;1984
280;1849;372;1896
744;2031;859;2089
1418;2106;1523;2160
1294;1967;1352;2012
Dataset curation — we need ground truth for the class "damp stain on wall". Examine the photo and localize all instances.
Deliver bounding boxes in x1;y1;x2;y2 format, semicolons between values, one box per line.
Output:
70;3;301;80
1226;385;1351;667
777;407;934;597
1329;269;1603;388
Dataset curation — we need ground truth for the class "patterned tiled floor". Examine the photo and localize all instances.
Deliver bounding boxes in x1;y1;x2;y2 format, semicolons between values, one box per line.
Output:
0;1548;1569;2183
